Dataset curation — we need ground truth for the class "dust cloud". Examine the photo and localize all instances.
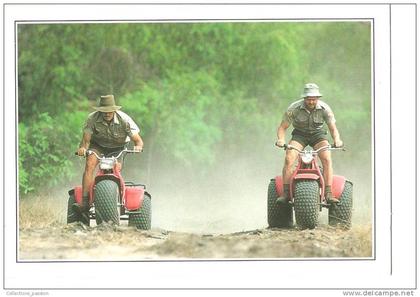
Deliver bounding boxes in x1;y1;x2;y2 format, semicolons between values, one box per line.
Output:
149;155;271;234
124;141;372;234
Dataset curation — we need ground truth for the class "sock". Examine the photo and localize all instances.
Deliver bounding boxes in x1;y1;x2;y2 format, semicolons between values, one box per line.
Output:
283;184;290;199
82;193;89;209
325;185;332;194
325;185;333;200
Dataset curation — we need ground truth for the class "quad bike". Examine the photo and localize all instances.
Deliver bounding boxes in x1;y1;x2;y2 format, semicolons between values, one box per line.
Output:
267;144;353;229
67;148;151;229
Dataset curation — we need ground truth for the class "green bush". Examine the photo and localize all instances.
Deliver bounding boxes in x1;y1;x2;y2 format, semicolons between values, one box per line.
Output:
19;111;86;194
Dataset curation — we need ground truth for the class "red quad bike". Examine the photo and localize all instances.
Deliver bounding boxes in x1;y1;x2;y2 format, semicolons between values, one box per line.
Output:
267;144;353;229
67;148;151;229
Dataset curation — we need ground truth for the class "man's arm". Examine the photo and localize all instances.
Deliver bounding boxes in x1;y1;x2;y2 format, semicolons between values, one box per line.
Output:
276;120;290;147
130;133;144;151
77;132;91;156
327;122;343;147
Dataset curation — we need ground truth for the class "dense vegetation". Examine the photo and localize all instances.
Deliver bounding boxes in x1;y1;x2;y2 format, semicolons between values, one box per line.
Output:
18;22;371;195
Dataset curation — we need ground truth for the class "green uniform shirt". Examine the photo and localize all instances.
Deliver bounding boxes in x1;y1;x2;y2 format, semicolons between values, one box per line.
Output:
83;111;140;148
283;99;336;134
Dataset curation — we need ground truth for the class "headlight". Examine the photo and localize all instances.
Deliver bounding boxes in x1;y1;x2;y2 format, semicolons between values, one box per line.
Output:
301;153;313;164
99;159;115;170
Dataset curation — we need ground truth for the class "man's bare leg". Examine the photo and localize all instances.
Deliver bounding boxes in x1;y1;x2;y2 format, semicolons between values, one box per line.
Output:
82;154;99;200
315;140;338;203
277;140;304;203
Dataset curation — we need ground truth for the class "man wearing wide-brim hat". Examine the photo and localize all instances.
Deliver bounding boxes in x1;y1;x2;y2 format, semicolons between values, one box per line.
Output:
275;83;344;205
75;94;144;216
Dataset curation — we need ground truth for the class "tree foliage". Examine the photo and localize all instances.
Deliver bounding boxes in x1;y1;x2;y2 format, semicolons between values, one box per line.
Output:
17;22;371;195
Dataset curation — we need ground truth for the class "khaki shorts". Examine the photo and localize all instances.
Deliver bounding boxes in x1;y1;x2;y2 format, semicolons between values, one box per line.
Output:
89;141;126;157
291;129;328;148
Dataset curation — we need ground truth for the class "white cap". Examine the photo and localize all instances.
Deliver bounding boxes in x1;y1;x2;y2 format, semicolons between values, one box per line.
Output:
301;83;323;98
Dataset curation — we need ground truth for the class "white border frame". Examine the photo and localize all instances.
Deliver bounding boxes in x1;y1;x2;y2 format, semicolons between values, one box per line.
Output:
1;2;416;293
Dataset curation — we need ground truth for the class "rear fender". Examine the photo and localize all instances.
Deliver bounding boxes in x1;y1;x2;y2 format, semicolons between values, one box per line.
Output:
68;186;83;205
124;186;145;211
332;175;351;199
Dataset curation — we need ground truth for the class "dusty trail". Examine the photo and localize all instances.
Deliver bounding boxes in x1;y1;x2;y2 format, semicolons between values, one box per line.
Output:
19;222;371;260
18;167;372;261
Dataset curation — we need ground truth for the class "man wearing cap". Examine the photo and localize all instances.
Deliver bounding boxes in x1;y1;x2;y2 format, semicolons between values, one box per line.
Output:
75;95;144;215
276;83;343;204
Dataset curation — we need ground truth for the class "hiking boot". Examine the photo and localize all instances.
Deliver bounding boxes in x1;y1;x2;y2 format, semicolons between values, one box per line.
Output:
72;196;89;213
325;186;339;203
72;195;90;224
276;196;288;204
72;202;83;212
326;196;340;204
276;184;290;204
79;211;90;225
72;204;90;225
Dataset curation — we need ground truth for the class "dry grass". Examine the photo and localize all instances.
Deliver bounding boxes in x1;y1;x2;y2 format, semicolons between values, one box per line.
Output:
19;194;66;229
348;224;373;257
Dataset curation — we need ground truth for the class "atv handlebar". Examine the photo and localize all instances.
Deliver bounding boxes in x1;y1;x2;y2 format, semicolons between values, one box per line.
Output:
275;143;345;153
75;148;142;158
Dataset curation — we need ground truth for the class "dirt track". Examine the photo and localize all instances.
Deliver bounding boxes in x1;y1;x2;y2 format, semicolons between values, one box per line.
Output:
18;176;372;261
19;222;371;260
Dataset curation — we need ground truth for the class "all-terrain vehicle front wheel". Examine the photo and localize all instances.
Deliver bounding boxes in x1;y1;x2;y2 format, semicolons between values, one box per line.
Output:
94;180;120;225
294;180;319;229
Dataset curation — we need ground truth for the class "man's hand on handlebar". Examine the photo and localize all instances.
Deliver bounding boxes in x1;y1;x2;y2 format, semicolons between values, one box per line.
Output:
77;147;87;156
333;139;344;148
275;139;286;148
133;146;143;152
275;140;345;152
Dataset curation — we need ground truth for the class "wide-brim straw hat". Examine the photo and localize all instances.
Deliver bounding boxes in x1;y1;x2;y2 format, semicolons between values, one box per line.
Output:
301;83;323;98
94;95;122;112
